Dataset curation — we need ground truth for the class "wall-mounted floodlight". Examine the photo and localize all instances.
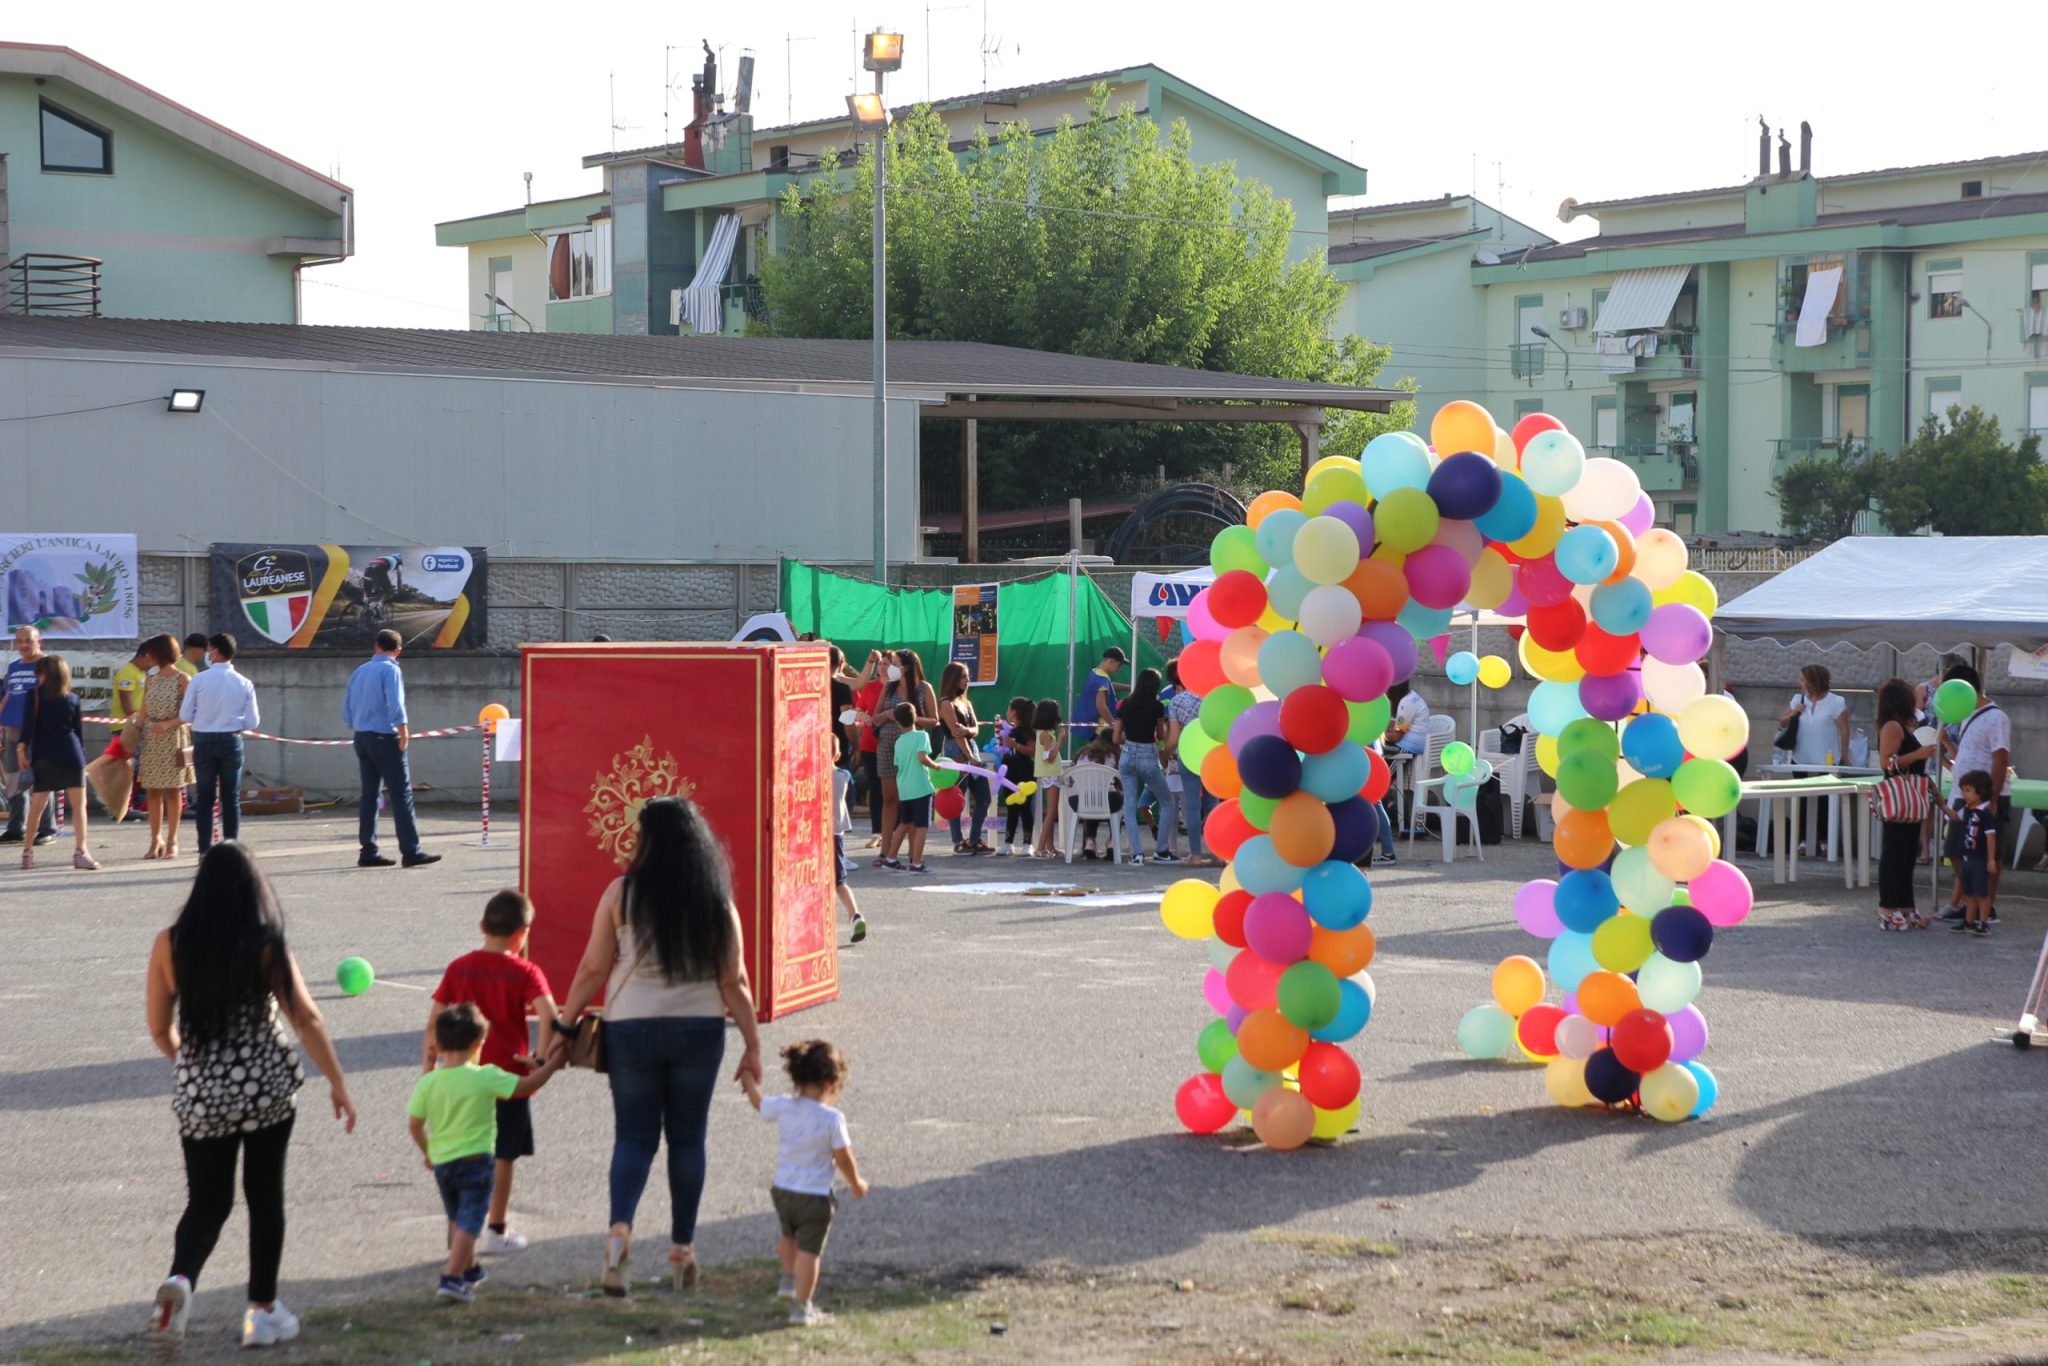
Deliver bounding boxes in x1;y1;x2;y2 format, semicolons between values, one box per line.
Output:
167;389;205;413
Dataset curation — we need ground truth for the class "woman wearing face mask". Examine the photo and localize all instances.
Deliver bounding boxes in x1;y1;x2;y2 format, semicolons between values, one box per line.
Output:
869;651;938;870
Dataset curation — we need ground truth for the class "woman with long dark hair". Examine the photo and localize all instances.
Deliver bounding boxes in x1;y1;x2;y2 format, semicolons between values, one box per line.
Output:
869;649;938;870
1874;677;1937;931
937;661;992;854
144;843;358;1356
1113;667;1179;866
554;797;763;1296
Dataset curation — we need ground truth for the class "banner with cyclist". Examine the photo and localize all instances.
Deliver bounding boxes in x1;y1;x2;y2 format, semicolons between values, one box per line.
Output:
208;543;488;650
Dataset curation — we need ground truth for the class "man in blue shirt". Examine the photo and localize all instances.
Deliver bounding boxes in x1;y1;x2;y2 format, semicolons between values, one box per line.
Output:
2;625;56;844
178;633;262;853
1074;646;1128;746
344;628;440;869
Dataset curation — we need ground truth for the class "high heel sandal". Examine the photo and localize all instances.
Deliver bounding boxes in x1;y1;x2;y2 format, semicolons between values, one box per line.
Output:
668;1246;698;1292
143;841;164;860
601;1233;630;1298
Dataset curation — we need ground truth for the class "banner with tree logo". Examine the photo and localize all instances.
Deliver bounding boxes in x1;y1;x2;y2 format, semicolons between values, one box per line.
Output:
1;533;139;640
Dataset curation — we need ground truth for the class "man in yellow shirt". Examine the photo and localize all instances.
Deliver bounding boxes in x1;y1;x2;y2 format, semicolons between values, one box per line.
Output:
85;644;152;821
175;633;207;677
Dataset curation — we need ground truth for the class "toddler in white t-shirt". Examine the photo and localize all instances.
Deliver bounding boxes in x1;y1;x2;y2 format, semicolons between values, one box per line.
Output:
741;1039;868;1326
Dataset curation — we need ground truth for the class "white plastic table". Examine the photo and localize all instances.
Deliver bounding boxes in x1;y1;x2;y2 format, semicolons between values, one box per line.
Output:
1734;777;1870;888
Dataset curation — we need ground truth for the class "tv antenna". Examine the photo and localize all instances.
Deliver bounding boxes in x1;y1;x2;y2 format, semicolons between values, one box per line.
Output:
783;32;815;125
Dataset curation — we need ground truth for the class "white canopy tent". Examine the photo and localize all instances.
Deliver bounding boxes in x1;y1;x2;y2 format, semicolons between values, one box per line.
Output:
1715;537;2048;653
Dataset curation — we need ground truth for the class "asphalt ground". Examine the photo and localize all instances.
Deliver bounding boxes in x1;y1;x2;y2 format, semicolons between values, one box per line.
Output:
5;808;2048;1354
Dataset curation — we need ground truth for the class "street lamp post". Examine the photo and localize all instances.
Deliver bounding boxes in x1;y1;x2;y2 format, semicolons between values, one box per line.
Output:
852;29;902;584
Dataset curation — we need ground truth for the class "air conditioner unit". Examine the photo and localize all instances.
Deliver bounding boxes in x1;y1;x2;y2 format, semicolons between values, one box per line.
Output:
1558;306;1589;331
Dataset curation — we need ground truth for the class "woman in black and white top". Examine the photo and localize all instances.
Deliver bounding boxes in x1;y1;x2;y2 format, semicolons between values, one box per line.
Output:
144;844;358;1356
1113;668;1180;866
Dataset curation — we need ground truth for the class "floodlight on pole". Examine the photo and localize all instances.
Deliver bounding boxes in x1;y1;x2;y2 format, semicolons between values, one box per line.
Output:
846;92;889;130
863;30;904;72
861;27;902;583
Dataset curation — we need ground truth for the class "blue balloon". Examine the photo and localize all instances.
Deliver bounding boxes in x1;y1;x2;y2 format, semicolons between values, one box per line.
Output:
1222;1054;1282;1109
1445;651;1480;686
1554;524;1620;585
1589;578;1654;636
1425;451;1504;521
1474;470;1538;543
1555;869;1620;933
1397;600;1453;642
1264;564;1314;621
1528;679;1590;734
1300;745;1369;804
1258;629;1324;697
1312;977;1374;1042
1325;796;1379;864
1547;930;1599;993
1361;432;1433;497
1620;711;1685;779
1254;508;1309;572
1584;1047;1641;1104
1233;834;1305;894
1302;859;1374;928
1681;1060;1718;1116
1650;905;1714;962
1237;734;1303;799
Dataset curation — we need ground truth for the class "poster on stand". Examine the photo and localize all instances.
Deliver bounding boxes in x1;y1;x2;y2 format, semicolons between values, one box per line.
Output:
950;583;999;686
1;533;139;640
208;543;487;649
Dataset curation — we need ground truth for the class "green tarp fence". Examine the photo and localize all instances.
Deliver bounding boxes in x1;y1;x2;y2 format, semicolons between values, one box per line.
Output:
778;559;1167;754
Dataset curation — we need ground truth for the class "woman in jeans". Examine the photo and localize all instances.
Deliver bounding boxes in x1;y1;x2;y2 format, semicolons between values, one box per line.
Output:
1113;667;1179;866
1164;660;1217;866
144;844;359;1355
554;797;763;1295
868;650;938;867
937;661;992;853
1873;678;1937;930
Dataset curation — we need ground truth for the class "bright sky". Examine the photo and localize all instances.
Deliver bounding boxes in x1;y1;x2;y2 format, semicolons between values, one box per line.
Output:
23;0;2036;329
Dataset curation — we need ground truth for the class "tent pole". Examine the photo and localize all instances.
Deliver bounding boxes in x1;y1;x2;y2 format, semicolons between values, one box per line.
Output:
1066;549;1078;760
1469;616;1480;747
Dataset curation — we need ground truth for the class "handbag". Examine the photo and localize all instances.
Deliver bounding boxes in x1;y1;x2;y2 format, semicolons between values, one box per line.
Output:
1496;722;1526;755
563;911;649;1073
1872;768;1930;824
1773;711;1801;753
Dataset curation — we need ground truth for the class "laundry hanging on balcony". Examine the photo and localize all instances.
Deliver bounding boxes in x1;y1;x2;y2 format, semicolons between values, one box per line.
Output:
672;213;740;333
1595;333;1660;375
1795;267;1842;348
1593;266;1690;334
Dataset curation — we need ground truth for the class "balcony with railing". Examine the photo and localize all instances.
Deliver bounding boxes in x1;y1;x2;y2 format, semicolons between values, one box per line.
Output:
1769;436;1860;476
1772;255;1874;370
1509;342;1544;379
4;254;103;316
1637;328;1703;377
721;279;768;334
1592;443;1696;492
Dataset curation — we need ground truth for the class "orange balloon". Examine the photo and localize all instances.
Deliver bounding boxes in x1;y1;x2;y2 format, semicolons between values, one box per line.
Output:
1252;1087;1316;1150
1247;490;1305;529
1343;557;1409;621
1492;954;1546;1016
1269;792;1336;867
1201;745;1243;800
1237;1008;1310;1071
1578;970;1642;1027
1220;625;1267;688
1589;520;1638;585
1553;807;1615;871
1309;922;1375;978
1430;399;1498;459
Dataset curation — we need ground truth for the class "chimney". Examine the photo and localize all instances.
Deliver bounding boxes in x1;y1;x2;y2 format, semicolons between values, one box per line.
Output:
1777;128;1791;179
683;40;717;170
1757;116;1771;179
1799;120;1813;174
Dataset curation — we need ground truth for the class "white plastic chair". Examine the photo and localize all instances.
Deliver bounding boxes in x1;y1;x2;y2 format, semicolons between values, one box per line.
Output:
1479;711;1540;839
1060;763;1126;865
1408;717;1485;862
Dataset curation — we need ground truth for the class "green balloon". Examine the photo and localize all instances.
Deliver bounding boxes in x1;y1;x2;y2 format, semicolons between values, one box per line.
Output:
1374;486;1440;553
1934;677;1978;725
1458;1002;1515;1060
1672;757;1741;819
1277;960;1342;1032
1303;466;1370;516
1198;1017;1239;1074
1346;696;1392;747
1592;912;1655;973
1555;748;1620;811
1239;790;1279;831
1211;525;1269;577
1558;717;1621;761
1441;741;1475;776
931;763;963;791
1199;684;1256;739
335;956;375;996
1177;719;1219;773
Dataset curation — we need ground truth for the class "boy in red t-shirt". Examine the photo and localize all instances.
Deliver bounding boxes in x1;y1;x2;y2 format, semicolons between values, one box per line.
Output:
424;890;559;1253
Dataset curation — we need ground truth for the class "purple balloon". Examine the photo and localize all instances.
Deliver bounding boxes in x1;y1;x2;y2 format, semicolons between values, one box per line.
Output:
1225;1004;1250;1035
1497;580;1531;619
1641;602;1713;666
1514;879;1565;938
1324;501;1375;548
1426;451;1505;521
1323;635;1394;702
1244;892;1313;964
1228;700;1284;753
1579;669;1644;722
1667;1004;1709;1063
1357;620;1418;684
1619;491;1656;538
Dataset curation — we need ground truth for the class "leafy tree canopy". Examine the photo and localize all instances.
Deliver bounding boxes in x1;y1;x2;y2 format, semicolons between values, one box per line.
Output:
1770;405;2048;544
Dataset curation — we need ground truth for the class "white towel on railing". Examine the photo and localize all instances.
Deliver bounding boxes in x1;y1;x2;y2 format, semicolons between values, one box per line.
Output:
1795;267;1842;347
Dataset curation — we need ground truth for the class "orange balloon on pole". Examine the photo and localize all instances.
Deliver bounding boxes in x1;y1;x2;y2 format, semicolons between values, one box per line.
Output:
1251;1087;1317;1150
1237;1008;1310;1071
478;702;510;731
1342;557;1410;621
1201;745;1243;800
1430;400;1498;459
1309;922;1375;978
1247;490;1304;529
1268;792;1336;867
1577;970;1642;1027
1553;807;1615;870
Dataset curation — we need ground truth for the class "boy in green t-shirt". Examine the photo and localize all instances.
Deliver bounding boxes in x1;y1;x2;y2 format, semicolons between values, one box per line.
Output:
407;1004;564;1302
881;702;946;873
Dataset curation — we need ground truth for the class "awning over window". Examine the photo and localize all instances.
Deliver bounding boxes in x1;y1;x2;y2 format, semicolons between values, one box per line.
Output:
1593;265;1690;333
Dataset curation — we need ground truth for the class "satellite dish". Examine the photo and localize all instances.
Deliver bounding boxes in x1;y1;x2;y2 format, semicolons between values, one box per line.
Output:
1557;196;1581;222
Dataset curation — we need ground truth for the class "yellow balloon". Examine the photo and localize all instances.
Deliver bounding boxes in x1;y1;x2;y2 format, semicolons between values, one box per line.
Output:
1256;604;1292;633
1311;1095;1362;1141
1160;879;1221;940
1303;464;1370;515
1633;528;1689;591
1491;955;1546;1017
1639;1062;1700;1122
1430;399;1499;458
1677;694;1749;763
1492;426;1518;468
1467;548;1514;609
1369;542;1408;570
1647;816;1714;881
1592;912;1656;973
1534;732;1562;778
1545;1055;1596;1108
1653;569;1719;617
1292;516;1363;585
1477;654;1512;689
1609;778;1677;847
1509;495;1567;559
1219;863;1242;896
1683;813;1722;861
1519;631;1587;684
1304;454;1362;489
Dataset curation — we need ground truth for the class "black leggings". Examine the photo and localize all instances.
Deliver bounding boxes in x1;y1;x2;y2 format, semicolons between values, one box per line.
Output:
171;1113;294;1304
861;751;883;835
1878;820;1920;911
1003;792;1035;845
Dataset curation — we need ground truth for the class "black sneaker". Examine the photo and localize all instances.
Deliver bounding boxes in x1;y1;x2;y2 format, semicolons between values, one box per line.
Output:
1973;922;1991;937
1153;850;1180;864
32;833;54;846
851;915;868;944
907;862;931;874
462;1262;488;1287
880;857;903;871
1988;908;2001;925
0;831;20;844
402;852;443;868
436;1275;474;1303
1940;907;1966;922
1951;918;1971;933
358;854;396;868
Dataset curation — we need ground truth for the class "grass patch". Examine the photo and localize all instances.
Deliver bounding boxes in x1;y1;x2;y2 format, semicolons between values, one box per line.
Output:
1255;1230;1400;1260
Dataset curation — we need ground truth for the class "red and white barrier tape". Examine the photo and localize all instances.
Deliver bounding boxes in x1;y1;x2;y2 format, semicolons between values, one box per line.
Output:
83;717;486;746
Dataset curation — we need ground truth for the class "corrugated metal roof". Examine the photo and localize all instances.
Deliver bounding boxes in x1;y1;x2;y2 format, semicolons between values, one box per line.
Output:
1329;234;1479;265
1329;194;1468;220
0;319;1401;409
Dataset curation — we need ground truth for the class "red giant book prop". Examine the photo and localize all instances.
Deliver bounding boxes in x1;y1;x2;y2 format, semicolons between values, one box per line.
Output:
519;642;838;1020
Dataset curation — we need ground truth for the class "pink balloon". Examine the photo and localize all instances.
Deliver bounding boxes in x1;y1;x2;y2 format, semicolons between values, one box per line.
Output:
1203;967;1233;1015
1514;879;1565;938
1667;1004;1709;1062
1641;603;1713;666
1245;892;1314;964
1428;517;1487;566
1187;587;1227;642
1689;860;1753;927
1322;635;1394;702
1518;554;1575;608
1403;543;1471;611
1619;492;1656;538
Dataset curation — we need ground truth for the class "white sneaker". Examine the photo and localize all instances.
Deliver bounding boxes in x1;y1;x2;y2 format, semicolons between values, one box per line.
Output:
478;1228;529;1255
240;1301;299;1348
789;1300;834;1326
995;844;1012;856
149;1276;190;1359
775;1274;797;1300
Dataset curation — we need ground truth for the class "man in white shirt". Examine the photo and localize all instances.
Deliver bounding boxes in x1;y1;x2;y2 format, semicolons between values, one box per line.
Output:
178;633;260;853
1940;663;2012;920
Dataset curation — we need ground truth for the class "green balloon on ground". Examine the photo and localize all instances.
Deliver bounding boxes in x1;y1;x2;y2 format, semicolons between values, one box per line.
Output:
1211;524;1269;577
1672;757;1742;819
1558;717;1621;761
1441;741;1475;776
1239;790;1280;831
1934;677;1978;724
335;956;375;996
1346;696;1392;747
1277;961;1342;1031
1198;1017;1239;1074
1555;749;1620;811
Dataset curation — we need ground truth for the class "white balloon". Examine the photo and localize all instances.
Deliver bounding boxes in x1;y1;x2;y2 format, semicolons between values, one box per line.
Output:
1555;1014;1602;1061
1633;528;1690;590
1637;953;1704;1012
1297;584;1363;647
1561;457;1642;523
1642;658;1706;712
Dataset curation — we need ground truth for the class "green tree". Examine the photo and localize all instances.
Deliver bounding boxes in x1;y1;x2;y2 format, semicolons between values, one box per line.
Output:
1868;405;2048;535
761;91;1407;505
1771;444;1874;543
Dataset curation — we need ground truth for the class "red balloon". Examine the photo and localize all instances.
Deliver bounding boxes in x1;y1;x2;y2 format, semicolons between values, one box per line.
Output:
1206;571;1268;630
1511;411;1566;453
1360;747;1392;803
1178;639;1228;695
1297;1041;1362;1110
1528;598;1587;652
1279;685;1350;755
1507;624;1526;641
1212;889;1254;948
1516;1003;1567;1059
1574;625;1641;676
934;787;966;822
1611;1007;1674;1073
1175;1071;1238;1134
1518;554;1576;608
1225;948;1284;1011
1204;799;1255;861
